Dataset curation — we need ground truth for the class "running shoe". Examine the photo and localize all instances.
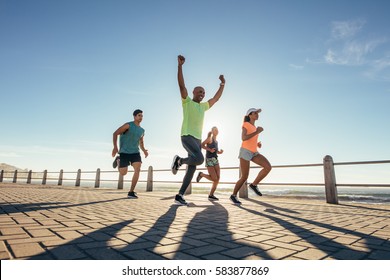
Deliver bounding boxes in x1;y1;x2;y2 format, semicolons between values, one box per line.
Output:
230;195;241;205
249;184;263;196
174;194;188;206
112;156;120;169
171;155;182;175
196;172;203;183
127;191;138;199
208;195;219;201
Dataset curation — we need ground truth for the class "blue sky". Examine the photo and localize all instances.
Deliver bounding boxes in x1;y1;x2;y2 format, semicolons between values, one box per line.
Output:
1;0;389;184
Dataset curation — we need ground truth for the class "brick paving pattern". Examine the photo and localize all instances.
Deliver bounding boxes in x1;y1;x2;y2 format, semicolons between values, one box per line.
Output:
1;183;390;260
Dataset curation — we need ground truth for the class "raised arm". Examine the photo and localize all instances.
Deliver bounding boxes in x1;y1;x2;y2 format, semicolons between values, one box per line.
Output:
208;75;225;108
177;55;188;99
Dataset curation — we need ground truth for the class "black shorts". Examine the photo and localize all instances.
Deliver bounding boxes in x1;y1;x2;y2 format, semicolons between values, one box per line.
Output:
119;153;142;168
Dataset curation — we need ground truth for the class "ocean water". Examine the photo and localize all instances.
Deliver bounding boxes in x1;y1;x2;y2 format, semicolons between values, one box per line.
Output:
199;185;390;204
8;178;390;205
258;186;390;204
102;182;390;204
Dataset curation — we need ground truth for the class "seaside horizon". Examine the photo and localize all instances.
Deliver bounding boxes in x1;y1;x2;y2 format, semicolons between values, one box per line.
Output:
4;178;390;205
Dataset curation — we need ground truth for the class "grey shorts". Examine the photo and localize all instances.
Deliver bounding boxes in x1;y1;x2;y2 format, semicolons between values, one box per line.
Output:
238;147;259;161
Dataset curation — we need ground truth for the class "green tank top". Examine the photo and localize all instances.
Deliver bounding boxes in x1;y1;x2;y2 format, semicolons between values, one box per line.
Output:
181;96;210;140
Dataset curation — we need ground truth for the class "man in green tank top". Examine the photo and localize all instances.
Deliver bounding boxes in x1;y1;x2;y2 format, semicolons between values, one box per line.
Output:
171;55;226;205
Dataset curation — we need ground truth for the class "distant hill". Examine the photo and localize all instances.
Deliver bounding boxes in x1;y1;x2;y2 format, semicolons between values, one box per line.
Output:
0;163;28;172
1;163;32;178
0;163;56;182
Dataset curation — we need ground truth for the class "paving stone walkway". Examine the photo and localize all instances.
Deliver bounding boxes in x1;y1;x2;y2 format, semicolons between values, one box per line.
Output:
1;183;390;260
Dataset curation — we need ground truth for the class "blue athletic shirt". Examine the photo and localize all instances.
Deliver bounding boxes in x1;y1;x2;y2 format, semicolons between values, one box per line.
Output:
119;121;145;154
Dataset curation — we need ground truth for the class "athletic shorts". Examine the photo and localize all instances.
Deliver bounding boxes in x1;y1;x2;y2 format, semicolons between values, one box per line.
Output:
205;157;219;167
119;153;142;168
238;147;259;161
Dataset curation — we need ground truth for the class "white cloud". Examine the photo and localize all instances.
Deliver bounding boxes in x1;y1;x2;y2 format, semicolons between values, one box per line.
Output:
324;49;337;64
311;19;390;80
331;19;365;40
364;54;390;80
372;55;390;71
289;64;304;70
325;39;385;65
0;151;21;158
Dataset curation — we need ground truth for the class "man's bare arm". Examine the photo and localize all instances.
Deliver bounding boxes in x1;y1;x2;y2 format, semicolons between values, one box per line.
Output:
177;55;188;99
208;75;225;108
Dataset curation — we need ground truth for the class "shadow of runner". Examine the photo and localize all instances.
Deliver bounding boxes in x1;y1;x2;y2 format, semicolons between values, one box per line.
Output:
0;197;127;215
241;206;390;259
24;202;180;260
338;203;390;213
113;205;180;260
0;202;70;214
172;202;273;260
28;219;135;260
26;204;181;260
246;198;300;214
159;196;176;201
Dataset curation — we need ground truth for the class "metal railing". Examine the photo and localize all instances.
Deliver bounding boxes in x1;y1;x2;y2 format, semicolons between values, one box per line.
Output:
1;155;389;204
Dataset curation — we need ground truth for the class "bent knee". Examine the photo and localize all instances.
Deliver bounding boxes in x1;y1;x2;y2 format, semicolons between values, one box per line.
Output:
119;169;128;176
240;175;249;182
194;155;204;166
211;176;219;182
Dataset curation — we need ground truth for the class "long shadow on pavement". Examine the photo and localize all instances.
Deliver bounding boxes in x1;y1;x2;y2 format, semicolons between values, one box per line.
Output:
28;219;135;260
338;203;390;213
172;202;273;260
240;206;390;259
0;197;127;215
246;198;300;214
25;195;390;260
113;204;181;259
28;204;181;260
25;203;180;259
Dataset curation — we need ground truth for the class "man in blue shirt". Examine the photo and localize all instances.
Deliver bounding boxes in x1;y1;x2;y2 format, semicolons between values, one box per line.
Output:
112;109;149;198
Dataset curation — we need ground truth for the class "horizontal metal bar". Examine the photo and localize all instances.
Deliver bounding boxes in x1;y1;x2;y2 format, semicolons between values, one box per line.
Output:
3;159;388;175
2;159;389;191
334;160;390;166
151;180;187;184
336;184;390;188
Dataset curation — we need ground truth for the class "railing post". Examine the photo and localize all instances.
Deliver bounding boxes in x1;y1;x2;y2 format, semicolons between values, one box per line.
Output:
323;155;338;204
238;163;248;198
42;170;47;185
75;169;81;186
118;173;124;189
58;169;63;185
94;168;100;188
13;170;18;183
184;166;192;195
27;170;32;184
146;166;153;192
0;170;3;182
